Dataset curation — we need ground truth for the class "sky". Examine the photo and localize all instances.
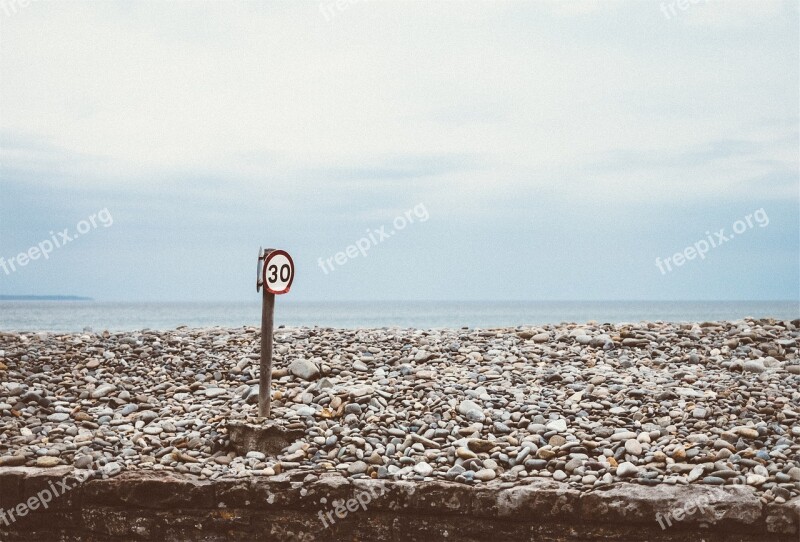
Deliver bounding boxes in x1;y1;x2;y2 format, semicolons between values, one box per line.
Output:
0;0;797;302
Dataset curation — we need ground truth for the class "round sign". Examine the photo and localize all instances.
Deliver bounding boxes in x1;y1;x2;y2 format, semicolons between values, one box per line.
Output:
262;249;294;295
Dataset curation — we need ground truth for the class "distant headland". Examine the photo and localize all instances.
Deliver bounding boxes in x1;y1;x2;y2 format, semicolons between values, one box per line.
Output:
0;295;93;301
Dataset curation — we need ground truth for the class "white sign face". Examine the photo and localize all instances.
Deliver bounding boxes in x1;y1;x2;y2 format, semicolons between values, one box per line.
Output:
263;249;294;295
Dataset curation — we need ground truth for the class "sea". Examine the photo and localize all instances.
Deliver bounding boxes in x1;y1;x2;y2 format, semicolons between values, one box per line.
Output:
0;300;797;332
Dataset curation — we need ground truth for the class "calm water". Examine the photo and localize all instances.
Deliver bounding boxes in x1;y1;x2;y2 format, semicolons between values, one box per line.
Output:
0;301;797;332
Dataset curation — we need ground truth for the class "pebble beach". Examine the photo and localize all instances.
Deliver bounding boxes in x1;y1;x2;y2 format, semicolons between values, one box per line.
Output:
1;319;799;505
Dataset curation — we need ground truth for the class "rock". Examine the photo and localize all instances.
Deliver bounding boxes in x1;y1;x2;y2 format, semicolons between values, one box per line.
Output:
172;451;199;463
732;426;759;439
288;359;320;381
344;403;362;415
246;451;266;461
446;465;466;479
414;350;432;362
244;385;260;404
366;452;384;465
546;419;568;432
347;461;368;475
0;455;26;466
74;455;93;469
458;400;485;422
138;410;159;424
742;360;766;373
0;321;797;505
625;440;642;456
617;462;639;478
687;466;705;482
414;462;434;476
537;448;557;460
467;439;495;453
456;447;477;459
36;456;61;468
91;384;117;398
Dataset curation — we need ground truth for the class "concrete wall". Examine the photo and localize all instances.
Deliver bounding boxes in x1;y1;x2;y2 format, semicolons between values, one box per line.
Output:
0;467;798;541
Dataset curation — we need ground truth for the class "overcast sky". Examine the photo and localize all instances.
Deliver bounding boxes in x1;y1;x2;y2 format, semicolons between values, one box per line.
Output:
0;0;797;302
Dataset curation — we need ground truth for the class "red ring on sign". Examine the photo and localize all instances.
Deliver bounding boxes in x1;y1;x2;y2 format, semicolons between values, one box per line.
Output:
262;249;294;295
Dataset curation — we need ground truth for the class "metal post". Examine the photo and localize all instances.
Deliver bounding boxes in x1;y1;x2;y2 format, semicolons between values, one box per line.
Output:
259;289;275;418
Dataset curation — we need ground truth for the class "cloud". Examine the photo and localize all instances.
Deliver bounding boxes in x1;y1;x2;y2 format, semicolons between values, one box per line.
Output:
0;0;796;301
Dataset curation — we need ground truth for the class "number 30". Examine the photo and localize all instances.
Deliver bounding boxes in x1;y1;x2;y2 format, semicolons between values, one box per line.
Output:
268;264;291;283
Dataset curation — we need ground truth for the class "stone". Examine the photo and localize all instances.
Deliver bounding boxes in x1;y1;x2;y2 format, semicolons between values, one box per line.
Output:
467;439;495;453
742;360;766;373
347;461;368;475
474;468;496;481
36;456;61;468
0;455;26;466
414;462;434;477
91;384;116;398
624;440;642;456
733;427;758;439
456;447;477;459
288;359;320;381
687;466;705;483
458;400;485;422
546;419;567;432
0;320;797;512
246;451;266;461
617;462;639;478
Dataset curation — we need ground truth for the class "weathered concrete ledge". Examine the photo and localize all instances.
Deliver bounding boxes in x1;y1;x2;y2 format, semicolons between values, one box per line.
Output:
0;468;798;541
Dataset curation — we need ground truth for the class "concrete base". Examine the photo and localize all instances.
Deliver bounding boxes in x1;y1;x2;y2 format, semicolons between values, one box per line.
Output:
226;421;305;457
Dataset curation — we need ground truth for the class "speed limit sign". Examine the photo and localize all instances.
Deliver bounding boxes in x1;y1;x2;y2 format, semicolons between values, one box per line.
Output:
255;247;294;419
262;249;294;295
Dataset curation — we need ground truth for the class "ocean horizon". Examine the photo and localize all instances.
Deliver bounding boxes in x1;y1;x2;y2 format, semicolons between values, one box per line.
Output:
0;300;797;332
